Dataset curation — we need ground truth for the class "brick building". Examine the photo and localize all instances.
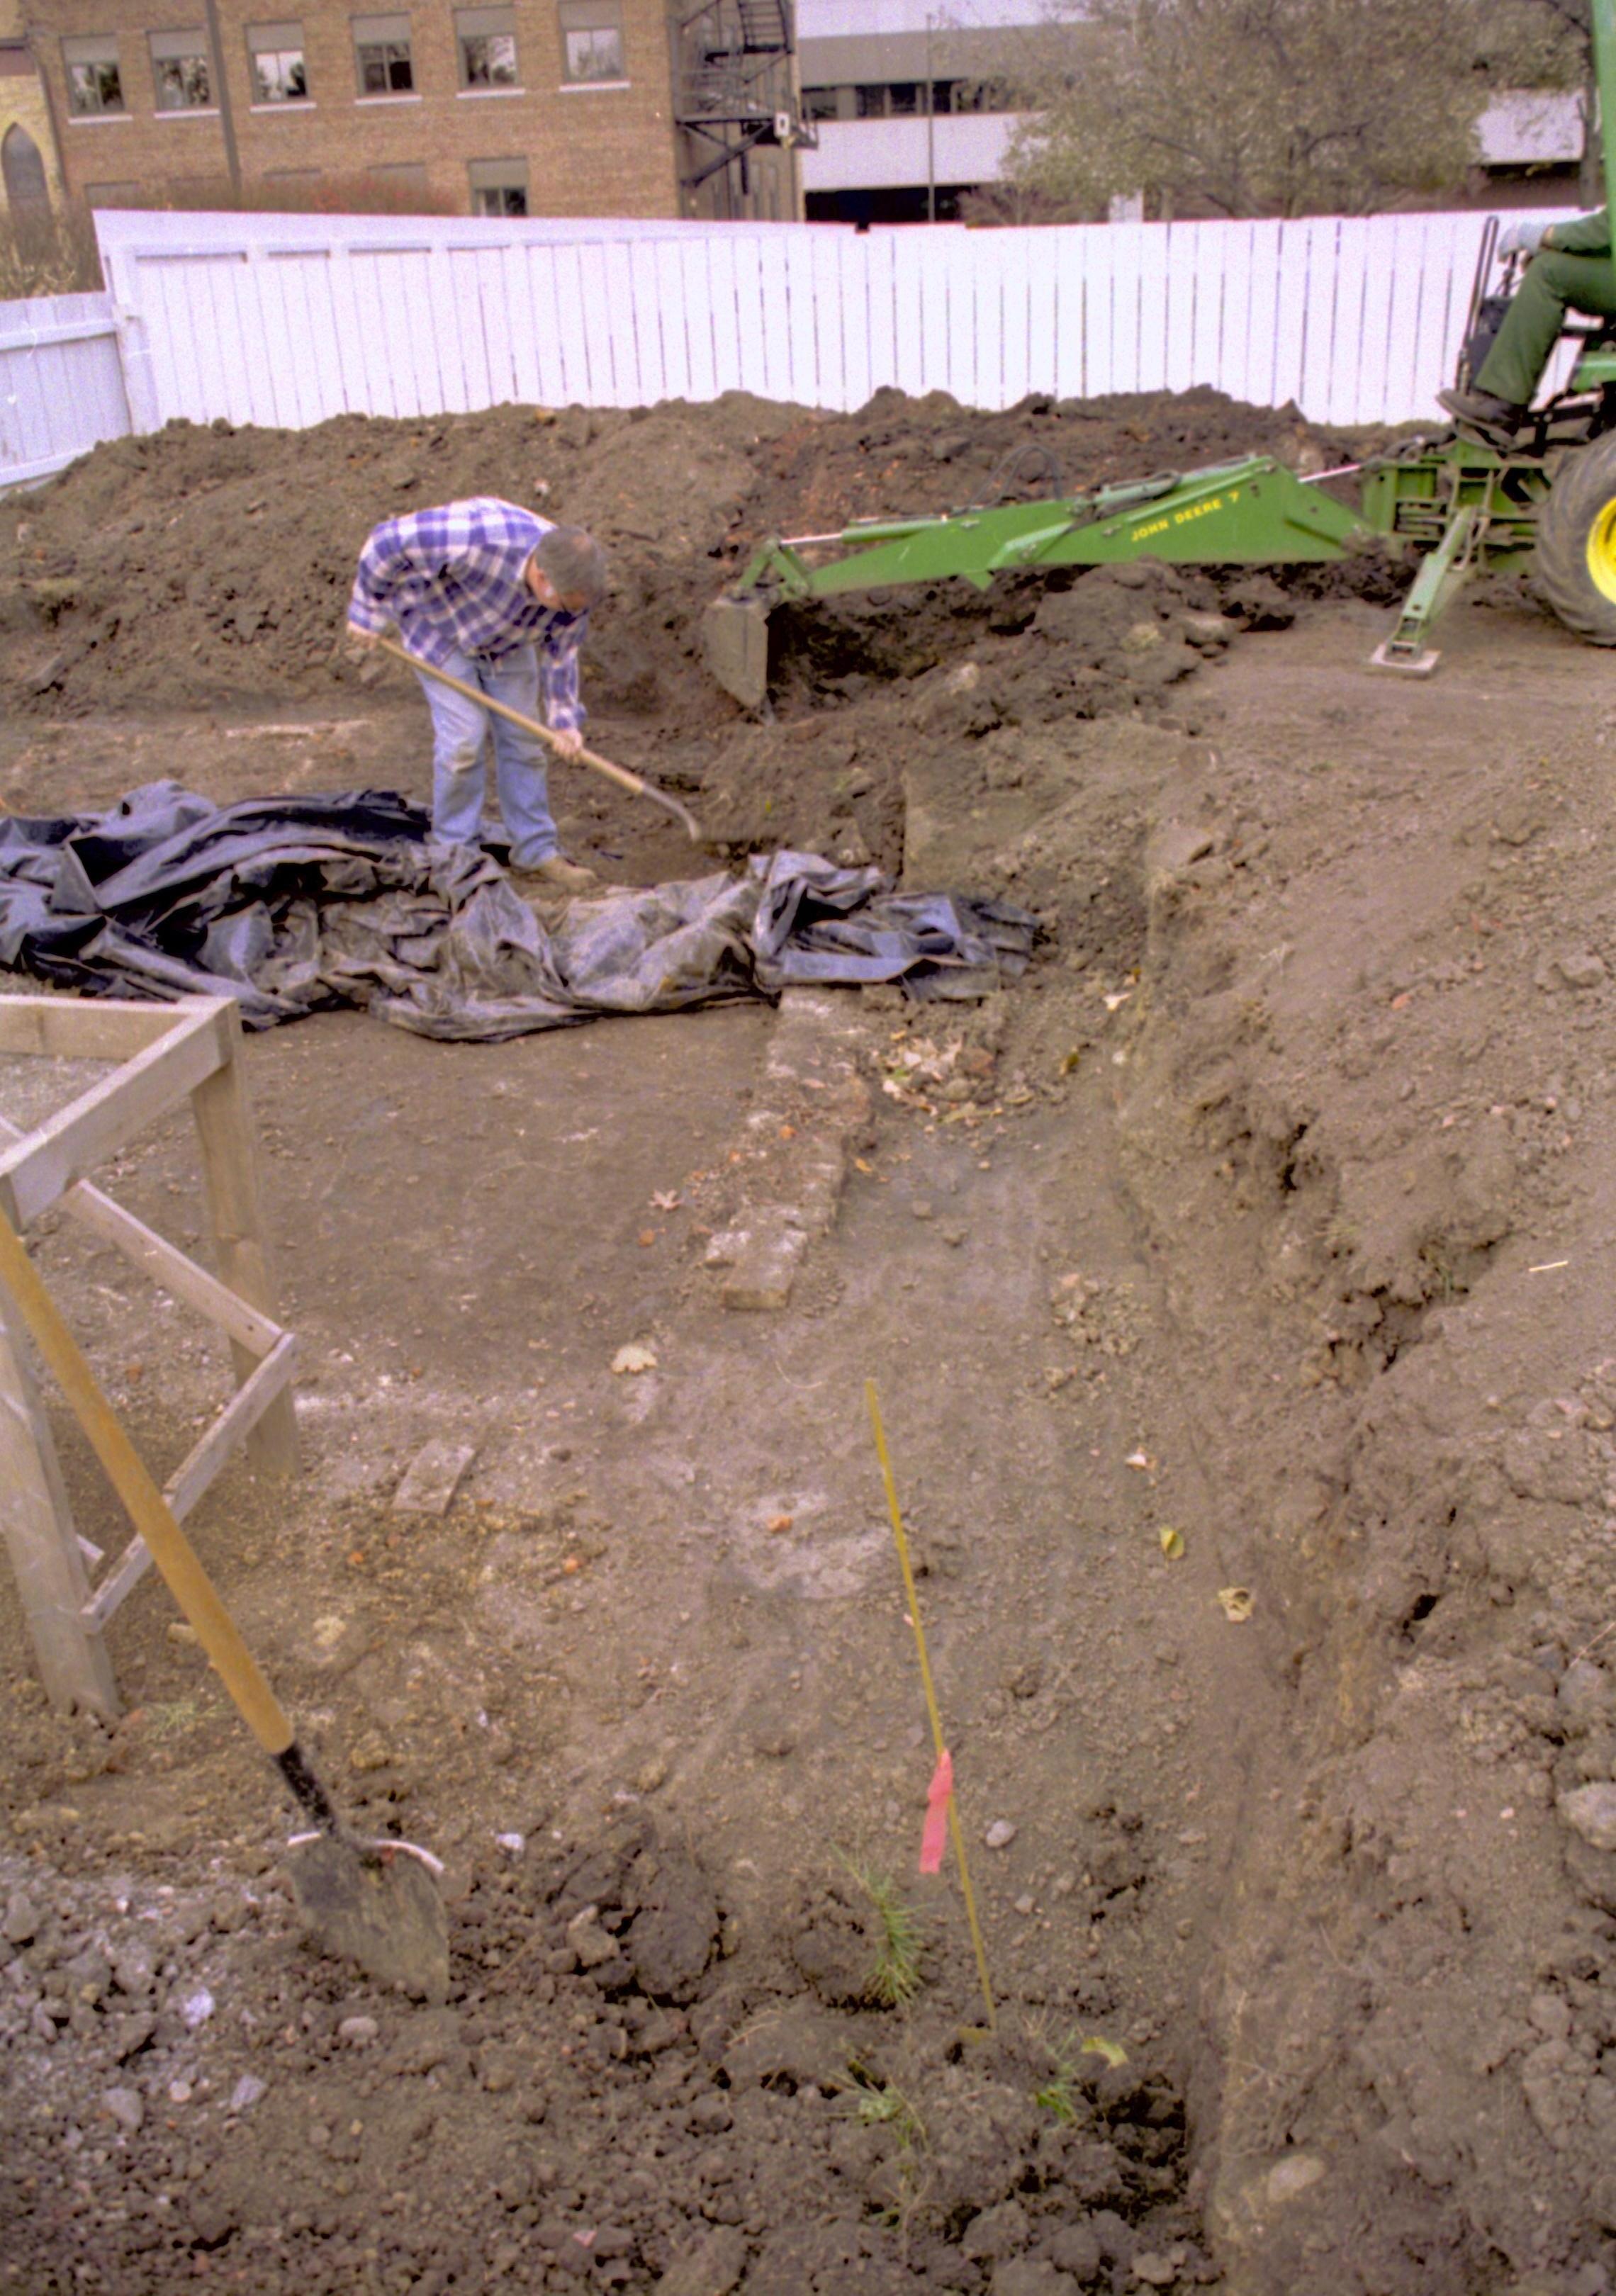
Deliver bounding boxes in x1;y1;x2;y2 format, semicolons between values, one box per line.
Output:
27;0;803;220
2;0;65;215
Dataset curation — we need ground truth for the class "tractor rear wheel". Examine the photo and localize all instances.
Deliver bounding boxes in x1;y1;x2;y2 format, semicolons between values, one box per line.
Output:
1535;430;1616;643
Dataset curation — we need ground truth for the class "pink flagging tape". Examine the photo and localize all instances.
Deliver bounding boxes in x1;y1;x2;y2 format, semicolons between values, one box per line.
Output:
920;1748;953;1874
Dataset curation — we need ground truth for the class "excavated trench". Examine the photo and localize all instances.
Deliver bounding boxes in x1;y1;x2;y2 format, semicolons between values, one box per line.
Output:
2;398;1616;2296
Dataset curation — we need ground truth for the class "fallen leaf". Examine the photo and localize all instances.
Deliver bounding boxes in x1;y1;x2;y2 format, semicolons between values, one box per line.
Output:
778;1124;796;1140
1125;1449;1154;1472
765;1513;794;1534
651;1190;682;1211
1158;1526;1184;1560
1104;991;1131;1012
853;1158;873;1174
611;1343;658;1375
1216;1586;1254;1622
638;1229;656;1247
562;1556;582;1575
1080;2034;1129;2068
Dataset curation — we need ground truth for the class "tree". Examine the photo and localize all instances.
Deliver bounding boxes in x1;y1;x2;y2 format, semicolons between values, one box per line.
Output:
989;0;1583;220
1514;0;1601;200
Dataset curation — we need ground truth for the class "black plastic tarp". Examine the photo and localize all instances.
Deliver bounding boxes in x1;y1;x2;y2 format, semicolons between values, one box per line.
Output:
0;783;1034;1042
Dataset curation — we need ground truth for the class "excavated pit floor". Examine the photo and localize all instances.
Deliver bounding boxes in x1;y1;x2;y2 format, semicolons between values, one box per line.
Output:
1;396;1615;2296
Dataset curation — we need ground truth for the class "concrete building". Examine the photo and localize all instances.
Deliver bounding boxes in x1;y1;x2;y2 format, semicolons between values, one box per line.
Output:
27;0;805;220
798;0;1024;223
1;1;66;217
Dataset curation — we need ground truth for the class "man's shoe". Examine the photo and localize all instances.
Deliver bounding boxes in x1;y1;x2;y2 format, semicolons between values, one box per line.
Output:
1436;386;1528;446
511;855;600;895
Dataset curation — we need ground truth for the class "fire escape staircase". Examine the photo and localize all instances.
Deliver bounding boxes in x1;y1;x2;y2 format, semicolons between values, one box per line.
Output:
674;0;812;197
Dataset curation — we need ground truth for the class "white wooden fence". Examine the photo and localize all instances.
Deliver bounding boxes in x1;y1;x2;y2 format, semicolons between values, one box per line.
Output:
0;291;130;488
0;204;1581;491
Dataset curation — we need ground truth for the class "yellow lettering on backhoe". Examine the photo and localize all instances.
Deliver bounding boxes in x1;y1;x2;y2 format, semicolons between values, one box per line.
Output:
1171;493;1228;524
1128;490;1233;545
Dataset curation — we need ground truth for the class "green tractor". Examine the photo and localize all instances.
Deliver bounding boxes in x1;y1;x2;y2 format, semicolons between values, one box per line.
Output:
704;0;1616;709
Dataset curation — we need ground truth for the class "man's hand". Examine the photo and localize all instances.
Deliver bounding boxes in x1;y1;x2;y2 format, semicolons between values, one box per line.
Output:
548;726;585;758
343;621;390;673
1499;219;1549;259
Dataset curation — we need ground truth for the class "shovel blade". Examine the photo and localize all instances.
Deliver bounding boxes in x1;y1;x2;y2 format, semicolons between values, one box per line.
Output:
702;595;771;710
288;1835;449;2002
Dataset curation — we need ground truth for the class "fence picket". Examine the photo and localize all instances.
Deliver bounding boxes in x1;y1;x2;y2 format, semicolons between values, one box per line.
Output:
702;232;745;398
841;233;875;410
1137;222;1172;393
1051;231;1086;400
1296;219;1341;424
1359;223;1405;427
891;232;926;399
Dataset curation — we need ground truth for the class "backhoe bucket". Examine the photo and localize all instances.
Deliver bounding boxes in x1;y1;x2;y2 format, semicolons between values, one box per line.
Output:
703;594;771;710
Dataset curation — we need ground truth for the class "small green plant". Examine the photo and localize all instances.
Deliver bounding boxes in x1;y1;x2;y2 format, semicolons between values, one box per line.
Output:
1033;2027;1083;2123
838;1852;924;2010
853;2078;924;2140
1029;2022;1129;2121
841;2063;929;2232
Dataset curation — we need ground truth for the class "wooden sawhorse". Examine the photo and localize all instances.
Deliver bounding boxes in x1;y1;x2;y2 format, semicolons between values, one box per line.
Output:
0;996;297;1718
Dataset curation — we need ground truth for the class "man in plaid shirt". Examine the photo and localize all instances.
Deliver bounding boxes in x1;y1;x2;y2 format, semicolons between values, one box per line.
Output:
348;500;609;894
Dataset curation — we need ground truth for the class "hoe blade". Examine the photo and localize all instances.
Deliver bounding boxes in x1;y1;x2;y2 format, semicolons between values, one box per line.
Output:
703;595;770;710
288;1834;449;2002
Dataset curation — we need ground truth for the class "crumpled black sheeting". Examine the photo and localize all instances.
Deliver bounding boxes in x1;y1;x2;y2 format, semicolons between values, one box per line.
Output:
0;782;1035;1042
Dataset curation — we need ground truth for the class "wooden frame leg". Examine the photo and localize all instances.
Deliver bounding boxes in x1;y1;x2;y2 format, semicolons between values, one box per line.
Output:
189;1015;298;1478
0;1276;119;1717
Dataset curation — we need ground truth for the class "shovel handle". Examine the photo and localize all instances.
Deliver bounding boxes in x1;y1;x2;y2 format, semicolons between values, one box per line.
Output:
373;635;705;843
0;1207;298;1765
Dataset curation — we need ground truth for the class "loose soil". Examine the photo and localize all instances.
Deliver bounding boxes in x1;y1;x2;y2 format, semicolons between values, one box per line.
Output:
1;388;1615;2296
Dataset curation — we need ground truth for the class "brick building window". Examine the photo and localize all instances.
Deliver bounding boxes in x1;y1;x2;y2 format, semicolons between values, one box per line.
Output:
468;155;527;213
262;167;323;203
456;6;517;88
352;11;413;94
559;0;624;84
369;159;427;203
63;35;125;116
247;21;308;102
149;27;213;110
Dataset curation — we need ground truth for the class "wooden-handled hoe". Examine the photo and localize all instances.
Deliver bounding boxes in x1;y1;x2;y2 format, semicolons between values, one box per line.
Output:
374;634;705;845
0;1209;449;2001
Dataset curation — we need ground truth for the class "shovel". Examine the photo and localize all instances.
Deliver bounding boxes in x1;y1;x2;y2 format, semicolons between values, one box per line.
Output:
373;634;706;845
0;1207;449;2002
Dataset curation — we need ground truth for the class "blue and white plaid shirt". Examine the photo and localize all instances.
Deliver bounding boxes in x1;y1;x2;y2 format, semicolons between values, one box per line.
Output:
349;498;587;733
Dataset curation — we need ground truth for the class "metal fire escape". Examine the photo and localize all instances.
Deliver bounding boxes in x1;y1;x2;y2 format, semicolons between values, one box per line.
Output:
673;0;812;214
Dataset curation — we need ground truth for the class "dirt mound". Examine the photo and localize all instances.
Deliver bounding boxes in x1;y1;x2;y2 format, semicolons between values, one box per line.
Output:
0;385;1381;729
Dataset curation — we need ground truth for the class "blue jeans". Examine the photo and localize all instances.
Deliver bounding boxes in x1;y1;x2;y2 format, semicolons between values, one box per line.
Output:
417;644;558;869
